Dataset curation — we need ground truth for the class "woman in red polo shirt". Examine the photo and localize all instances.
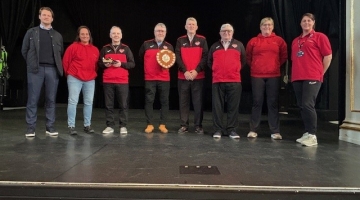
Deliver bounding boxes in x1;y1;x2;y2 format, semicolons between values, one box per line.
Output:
291;13;332;147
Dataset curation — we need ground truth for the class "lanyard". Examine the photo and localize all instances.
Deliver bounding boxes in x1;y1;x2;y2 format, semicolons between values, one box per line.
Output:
297;33;313;50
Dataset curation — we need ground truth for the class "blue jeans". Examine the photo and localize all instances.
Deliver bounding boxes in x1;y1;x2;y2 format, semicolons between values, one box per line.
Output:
67;75;95;127
26;65;59;132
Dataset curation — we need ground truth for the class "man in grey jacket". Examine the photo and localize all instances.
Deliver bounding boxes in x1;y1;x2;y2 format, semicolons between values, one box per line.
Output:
21;7;63;137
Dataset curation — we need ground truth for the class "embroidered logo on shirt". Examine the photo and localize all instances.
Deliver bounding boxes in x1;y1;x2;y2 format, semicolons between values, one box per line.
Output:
195;41;200;46
163;45;168;49
183;43;187;46
119;49;124;53
232;44;238;48
216;45;220;49
309;81;317;85
106;50;111;52
150;45;154;48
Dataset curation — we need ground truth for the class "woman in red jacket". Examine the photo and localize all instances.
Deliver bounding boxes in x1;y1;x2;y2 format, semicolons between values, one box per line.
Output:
62;26;99;135
246;17;287;140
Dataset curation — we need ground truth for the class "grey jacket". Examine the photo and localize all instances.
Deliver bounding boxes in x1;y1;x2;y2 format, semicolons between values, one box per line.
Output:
21;26;64;76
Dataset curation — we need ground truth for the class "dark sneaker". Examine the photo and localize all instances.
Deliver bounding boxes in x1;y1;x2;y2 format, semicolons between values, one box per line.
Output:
195;127;204;134
178;126;188;134
213;132;222;138
68;127;77;135
25;128;35;137
229;131;240;139
84;126;95;133
46;127;58;136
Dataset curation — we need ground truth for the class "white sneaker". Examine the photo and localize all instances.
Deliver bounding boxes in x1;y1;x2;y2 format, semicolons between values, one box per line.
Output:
296;132;309;143
102;127;114;134
247;131;258;138
25;132;35;137
301;134;318;147
46;130;58;136
120;127;128;135
271;133;282;140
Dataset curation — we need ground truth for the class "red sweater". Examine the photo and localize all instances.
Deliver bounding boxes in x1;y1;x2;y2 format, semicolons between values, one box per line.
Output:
175;34;208;80
62;42;99;81
139;39;174;81
246;33;287;78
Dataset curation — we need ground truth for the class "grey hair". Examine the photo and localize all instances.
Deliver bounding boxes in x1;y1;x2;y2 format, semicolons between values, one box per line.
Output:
154;23;167;31
220;23;234;32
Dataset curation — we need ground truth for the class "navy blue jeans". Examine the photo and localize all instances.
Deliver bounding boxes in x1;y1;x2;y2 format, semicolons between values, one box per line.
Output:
26;66;59;132
292;80;322;135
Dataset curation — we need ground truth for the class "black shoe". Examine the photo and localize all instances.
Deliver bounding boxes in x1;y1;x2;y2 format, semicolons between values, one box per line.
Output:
68;127;77;135
46;127;58;136
178;126;188;133
84;126;94;133
195;127;204;134
229;131;240;139
25;127;36;137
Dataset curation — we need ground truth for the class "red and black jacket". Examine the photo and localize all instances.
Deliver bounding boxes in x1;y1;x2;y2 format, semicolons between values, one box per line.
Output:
139;39;174;81
207;39;246;83
175;34;208;80
98;43;135;84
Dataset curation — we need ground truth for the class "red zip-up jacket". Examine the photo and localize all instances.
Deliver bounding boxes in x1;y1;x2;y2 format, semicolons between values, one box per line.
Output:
139;39;174;81
175;34;208;80
208;39;246;83
246;33;287;78
98;43;135;84
62;42;99;81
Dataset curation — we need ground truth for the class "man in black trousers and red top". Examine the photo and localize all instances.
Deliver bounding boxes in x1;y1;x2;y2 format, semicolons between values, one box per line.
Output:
208;23;246;139
99;26;135;135
175;17;208;134
139;23;174;134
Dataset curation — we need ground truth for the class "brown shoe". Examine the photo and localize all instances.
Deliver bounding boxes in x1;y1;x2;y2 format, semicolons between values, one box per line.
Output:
159;124;168;133
145;125;154;133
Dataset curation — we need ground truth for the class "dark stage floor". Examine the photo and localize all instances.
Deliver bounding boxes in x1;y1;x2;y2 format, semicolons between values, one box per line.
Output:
0;105;359;199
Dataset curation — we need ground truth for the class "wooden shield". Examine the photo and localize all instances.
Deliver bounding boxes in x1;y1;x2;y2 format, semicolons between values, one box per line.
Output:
156;49;176;69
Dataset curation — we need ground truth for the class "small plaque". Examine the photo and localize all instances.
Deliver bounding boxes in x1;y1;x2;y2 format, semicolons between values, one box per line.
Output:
156;49;175;69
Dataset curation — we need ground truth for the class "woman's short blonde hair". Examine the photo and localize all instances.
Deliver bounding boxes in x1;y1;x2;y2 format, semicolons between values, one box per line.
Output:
260;17;274;26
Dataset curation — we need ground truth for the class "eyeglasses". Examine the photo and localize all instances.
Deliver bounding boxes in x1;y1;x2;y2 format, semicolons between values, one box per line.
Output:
220;30;233;33
261;23;273;26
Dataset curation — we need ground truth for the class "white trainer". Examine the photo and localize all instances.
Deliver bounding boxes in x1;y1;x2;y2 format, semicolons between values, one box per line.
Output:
301;134;318;147
120;127;128;135
25;132;35;137
271;133;282;140
247;131;258;138
102;127;114;134
296;132;309;143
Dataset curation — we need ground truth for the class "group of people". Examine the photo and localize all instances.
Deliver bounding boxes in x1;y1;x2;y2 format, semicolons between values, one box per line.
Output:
21;7;332;147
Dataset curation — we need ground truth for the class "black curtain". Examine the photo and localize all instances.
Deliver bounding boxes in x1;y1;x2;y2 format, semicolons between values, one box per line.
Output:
0;0;32;57
262;0;339;110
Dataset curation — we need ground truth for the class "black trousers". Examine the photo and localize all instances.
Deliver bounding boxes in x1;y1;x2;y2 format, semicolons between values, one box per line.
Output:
178;79;204;128
292;80;322;135
250;77;280;134
212;82;242;134
145;81;170;125
103;83;129;128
